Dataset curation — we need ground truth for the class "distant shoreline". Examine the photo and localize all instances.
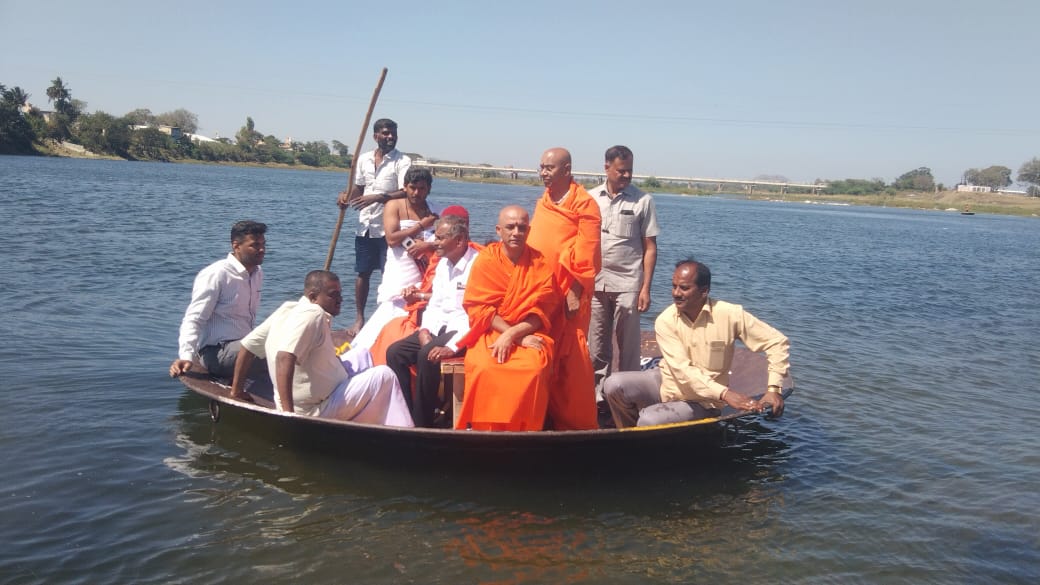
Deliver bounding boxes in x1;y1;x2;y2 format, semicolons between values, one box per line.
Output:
25;144;1040;218
431;173;1040;218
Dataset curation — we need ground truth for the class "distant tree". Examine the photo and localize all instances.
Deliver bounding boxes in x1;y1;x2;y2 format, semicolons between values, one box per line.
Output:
822;178;887;195
300;140;330;156
642;176;662;189
124;108;155;126
196;139;241;162
4;85;29;107
69;99;87;118
45;76;79;119
235;116;261;151
1016;158;1040;196
331;139;349;157
155;108;198;133
129;127;174;161
309;142;337;166
963;165;1012;190
296;151;320;166
75;111;126;155
0;84;37;153
893;167;935;191
45;115;72;140
173;132;197;159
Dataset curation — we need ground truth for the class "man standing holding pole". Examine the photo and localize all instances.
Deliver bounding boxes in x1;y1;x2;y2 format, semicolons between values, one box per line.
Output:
337;118;411;336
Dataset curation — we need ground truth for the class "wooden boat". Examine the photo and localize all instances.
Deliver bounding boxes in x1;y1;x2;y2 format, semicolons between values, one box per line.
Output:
176;332;793;470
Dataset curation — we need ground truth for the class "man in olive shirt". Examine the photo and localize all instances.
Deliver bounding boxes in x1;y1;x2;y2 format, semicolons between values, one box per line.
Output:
603;260;789;428
587;146;660;403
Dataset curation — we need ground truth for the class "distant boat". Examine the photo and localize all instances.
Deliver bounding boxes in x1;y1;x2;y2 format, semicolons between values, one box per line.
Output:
961;205;975;216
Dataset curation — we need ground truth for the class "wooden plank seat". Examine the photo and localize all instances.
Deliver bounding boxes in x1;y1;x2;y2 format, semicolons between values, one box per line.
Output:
439;357;466;428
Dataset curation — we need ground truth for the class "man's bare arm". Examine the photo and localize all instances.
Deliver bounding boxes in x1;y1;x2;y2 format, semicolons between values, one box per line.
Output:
229;347;258;402
274;351;297;413
638;236;658;312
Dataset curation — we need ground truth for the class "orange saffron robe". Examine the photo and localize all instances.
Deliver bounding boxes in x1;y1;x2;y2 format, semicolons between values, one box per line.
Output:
527;181;602;430
454;243;558;431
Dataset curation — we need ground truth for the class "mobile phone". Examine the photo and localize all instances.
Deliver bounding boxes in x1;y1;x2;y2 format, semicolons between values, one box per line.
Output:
402;237;416;249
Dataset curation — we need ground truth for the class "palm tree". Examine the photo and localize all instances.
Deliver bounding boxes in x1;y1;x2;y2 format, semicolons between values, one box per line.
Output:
5;86;30;107
46;77;72;115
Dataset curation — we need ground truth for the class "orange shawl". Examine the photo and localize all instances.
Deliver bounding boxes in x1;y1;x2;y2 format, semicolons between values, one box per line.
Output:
527;181;602;304
456;243;557;349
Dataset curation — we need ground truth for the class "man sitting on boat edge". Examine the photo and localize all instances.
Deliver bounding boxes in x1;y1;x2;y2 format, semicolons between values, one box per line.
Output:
230;270;414;426
603;259;790;427
169;220;271;398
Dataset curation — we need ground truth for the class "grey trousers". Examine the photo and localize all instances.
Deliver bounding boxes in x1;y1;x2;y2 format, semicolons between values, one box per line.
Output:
602;368;721;428
200;340;272;399
589;290;642;398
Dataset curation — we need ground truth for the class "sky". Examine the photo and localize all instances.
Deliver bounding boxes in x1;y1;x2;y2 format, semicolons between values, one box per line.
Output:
2;0;1038;187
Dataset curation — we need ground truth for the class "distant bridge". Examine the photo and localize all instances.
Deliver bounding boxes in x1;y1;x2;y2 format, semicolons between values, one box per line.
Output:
414;160;825;194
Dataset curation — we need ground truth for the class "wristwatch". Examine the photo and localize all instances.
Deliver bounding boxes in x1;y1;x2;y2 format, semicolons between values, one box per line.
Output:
767;385;782;394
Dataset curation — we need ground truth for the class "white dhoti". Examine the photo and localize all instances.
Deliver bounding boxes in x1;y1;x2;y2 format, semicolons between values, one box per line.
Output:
349;298;408;350
317;365;414;427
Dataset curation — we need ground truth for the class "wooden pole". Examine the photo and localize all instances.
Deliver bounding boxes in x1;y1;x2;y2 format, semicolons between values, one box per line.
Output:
324;67;389;271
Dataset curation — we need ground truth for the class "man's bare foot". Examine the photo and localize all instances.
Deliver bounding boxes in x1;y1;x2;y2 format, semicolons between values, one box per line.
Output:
345;319;364;338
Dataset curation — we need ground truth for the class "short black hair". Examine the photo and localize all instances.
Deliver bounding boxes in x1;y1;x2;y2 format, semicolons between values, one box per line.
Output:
230;220;267;244
304;270;340;295
604;145;633;163
675;258;711;288
404;167;433;186
373;118;397;133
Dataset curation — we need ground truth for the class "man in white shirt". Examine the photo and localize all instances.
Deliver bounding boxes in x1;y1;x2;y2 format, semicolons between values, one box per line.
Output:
169;220;269;384
235;270;413;426
337;118;412;337
385;214;478;427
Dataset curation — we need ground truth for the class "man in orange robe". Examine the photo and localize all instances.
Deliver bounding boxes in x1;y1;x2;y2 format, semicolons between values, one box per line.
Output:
527;147;602;430
454;205;559;431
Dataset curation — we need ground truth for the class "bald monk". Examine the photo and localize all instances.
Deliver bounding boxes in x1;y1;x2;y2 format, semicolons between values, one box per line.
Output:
527;147;602;430
454;205;559;431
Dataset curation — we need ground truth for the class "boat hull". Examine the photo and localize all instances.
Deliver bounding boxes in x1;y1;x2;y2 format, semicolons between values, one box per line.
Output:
176;343;791;471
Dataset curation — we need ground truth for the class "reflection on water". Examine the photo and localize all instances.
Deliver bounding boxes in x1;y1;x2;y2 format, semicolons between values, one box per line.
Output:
166;390;794;584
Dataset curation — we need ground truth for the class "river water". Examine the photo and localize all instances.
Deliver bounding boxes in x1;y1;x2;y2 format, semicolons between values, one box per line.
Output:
1;156;1038;584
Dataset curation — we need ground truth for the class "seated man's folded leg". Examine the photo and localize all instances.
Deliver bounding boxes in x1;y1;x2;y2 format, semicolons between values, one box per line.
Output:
386;331;423;412
318;365;415;427
603;369;662;428
636;400;720;427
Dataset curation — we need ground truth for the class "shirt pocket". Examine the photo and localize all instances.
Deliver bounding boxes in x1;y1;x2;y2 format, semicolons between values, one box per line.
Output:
707;340;726;370
616;212;640;239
